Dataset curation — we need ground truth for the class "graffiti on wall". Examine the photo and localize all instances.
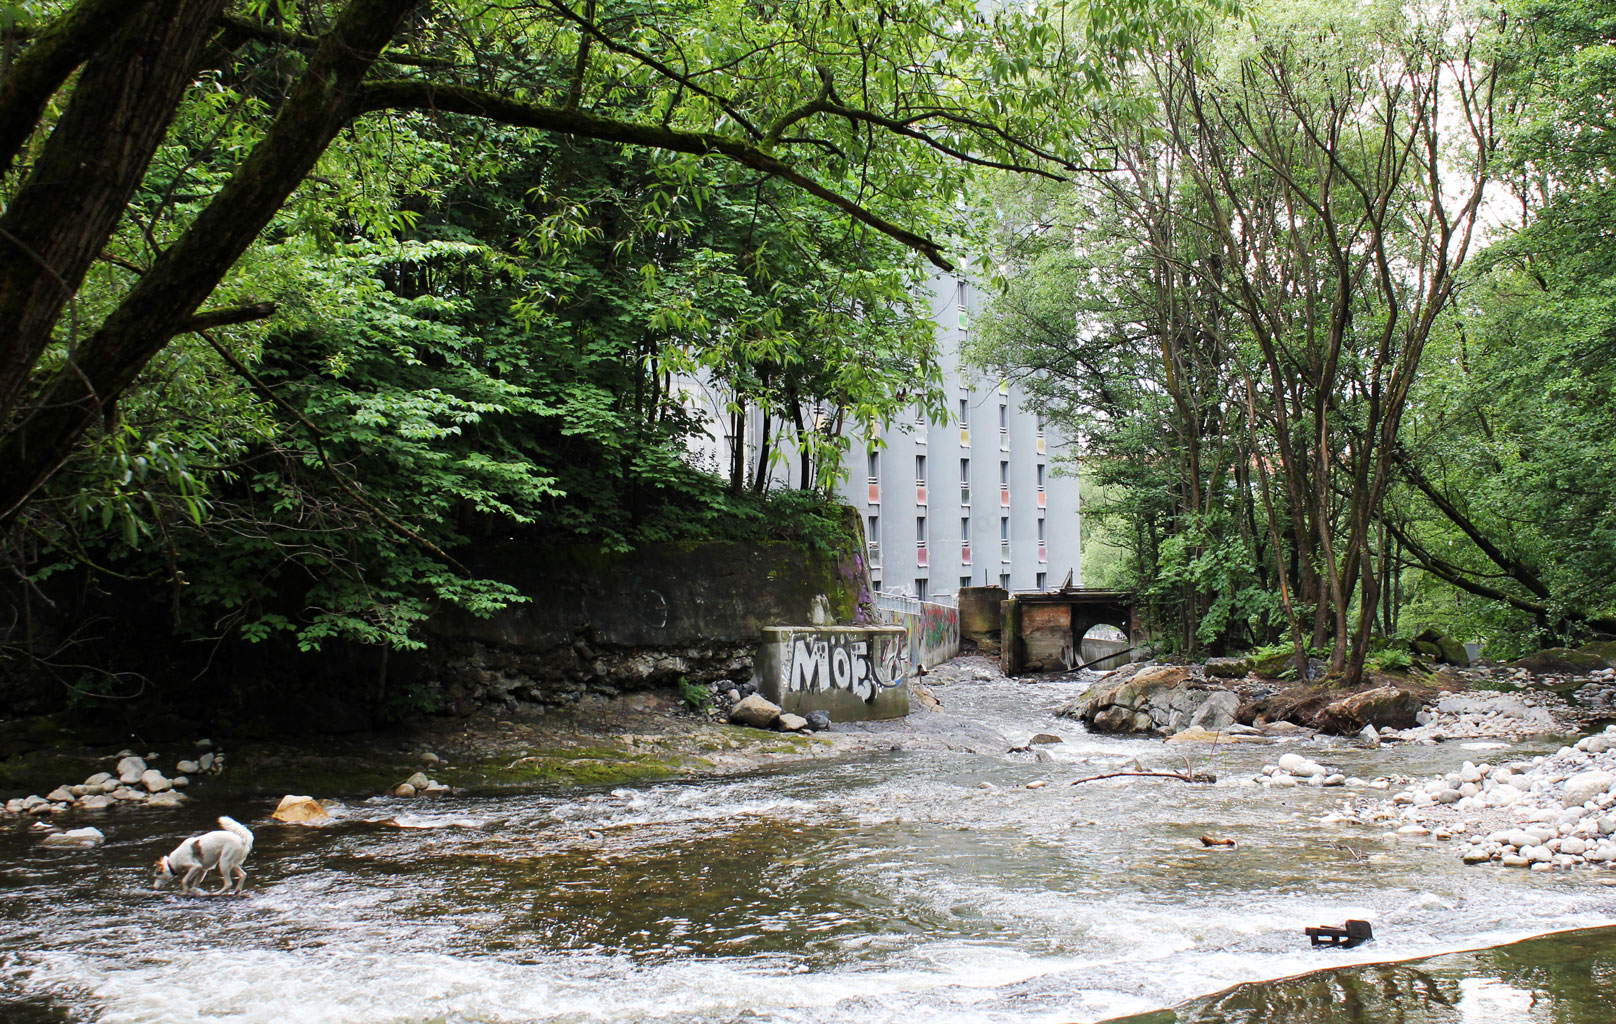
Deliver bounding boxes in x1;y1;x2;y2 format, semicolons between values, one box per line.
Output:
787;634;905;702
901;601;960;670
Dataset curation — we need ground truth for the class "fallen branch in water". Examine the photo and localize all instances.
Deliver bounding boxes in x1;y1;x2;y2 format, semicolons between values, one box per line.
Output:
1068;770;1216;785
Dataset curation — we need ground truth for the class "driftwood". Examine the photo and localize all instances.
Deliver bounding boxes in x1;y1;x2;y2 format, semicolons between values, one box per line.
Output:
1069;770;1216;785
1200;836;1237;847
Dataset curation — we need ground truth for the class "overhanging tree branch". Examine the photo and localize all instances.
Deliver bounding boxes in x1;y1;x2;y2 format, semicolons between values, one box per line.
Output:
357;79;955;270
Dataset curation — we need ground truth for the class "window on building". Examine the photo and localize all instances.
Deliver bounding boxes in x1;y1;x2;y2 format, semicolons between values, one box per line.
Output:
961;575;973;590
915;454;927;484
872;577;881;592
868;514;879;539
958;397;969;426
867;449;879;479
999;404;1008;431
961;516;971;540
1036;414;1045;435
960;457;970;482
1000;461;1009;485
916;516;927;542
1000;516;1010;540
1036;571;1047;590
1037;517;1046;542
1036;463;1046;489
1000;573;1011;590
915;578;929;601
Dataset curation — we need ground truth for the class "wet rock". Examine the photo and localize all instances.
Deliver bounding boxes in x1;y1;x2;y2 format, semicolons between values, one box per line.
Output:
175;760;200;775
729;694;782;729
1414;628;1468;666
46;787;72;804
140;769;171;793
116;756;146;785
198;752;215;772
419;751;441;765
82;772;112;788
777;713;809;732
405;772;432;790
172;776;189;789
1354;724;1381;749
40;827;104;848
273;794;333;824
804;710;832;732
394;783;417;797
147;792;186;808
76;795;113;811
1029;733;1063;745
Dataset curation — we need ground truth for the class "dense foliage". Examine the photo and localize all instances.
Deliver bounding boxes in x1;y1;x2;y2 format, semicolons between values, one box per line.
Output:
973;0;1616;676
0;0;1197;670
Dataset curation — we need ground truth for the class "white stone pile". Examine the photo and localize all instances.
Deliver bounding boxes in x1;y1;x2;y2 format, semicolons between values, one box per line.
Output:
2;741;224;817
1255;751;1367;789
1364;724;1616;871
1379;689;1567;743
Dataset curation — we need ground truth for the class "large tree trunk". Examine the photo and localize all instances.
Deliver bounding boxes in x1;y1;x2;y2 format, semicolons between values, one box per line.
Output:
0;0;418;529
0;0;224;429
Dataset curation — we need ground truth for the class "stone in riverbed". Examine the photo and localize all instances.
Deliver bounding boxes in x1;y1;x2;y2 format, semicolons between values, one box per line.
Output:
82;772;111;788
777;713;809;732
405;772;431;790
1562;770;1614;807
76;794;112;810
46;787;72;804
273;794;332;824
729;694;782;729
394;783;416;798
116;756;146;785
804;710;832;732
175;760;199;775
40;827;104;848
140;769;171;793
147;792;186;808
1030;733;1063;745
1204;656;1253;678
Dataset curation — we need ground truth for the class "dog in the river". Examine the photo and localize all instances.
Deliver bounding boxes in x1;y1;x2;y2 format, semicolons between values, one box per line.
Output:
152;816;254;893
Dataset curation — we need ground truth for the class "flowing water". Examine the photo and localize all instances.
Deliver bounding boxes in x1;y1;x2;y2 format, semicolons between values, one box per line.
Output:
2;671;1614;1023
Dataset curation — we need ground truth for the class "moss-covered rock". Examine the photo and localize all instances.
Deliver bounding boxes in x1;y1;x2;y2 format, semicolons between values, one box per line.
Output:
1205;656;1253;679
1414;628;1468;666
1515;647;1607;674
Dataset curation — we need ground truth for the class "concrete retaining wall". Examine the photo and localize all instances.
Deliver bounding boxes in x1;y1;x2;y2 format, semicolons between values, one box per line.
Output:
756;626;910;720
958;586;1006;647
875;593;961;669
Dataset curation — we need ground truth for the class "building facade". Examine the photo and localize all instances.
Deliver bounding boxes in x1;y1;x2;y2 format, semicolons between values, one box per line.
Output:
682;273;1081;605
845;275;1080;604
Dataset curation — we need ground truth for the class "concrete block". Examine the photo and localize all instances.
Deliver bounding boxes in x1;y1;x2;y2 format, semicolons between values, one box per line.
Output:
757;626;909;721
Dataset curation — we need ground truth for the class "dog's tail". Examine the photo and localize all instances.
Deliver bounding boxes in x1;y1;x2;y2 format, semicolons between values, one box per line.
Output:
217;815;254;854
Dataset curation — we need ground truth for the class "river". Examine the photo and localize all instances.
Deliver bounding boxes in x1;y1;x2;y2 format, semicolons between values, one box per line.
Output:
2;667;1613;1022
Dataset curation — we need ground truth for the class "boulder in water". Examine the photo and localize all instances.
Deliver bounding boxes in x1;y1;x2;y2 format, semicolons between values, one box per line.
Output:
273;794;332;824
40;827;104;848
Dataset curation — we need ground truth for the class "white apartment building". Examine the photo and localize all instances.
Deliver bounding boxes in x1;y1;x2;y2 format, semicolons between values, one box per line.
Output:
683;274;1082;604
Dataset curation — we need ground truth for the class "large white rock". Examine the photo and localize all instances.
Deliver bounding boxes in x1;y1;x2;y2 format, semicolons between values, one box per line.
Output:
82;772;112;787
1277;753;1308;773
1563;770;1615;807
140;769;172;793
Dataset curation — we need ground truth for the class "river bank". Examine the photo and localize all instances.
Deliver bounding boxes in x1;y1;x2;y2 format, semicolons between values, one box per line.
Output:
3;654;1615;1023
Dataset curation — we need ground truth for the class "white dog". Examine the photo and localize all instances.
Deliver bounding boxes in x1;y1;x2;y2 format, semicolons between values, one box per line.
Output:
153;816;254;893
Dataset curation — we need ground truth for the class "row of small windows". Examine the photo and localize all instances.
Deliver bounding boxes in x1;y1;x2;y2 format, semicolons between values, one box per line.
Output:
901;455;1042;487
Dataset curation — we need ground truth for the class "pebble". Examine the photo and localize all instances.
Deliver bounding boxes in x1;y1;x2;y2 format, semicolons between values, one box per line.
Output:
1026;780;1048;790
419;751;441;765
175;760;200;775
